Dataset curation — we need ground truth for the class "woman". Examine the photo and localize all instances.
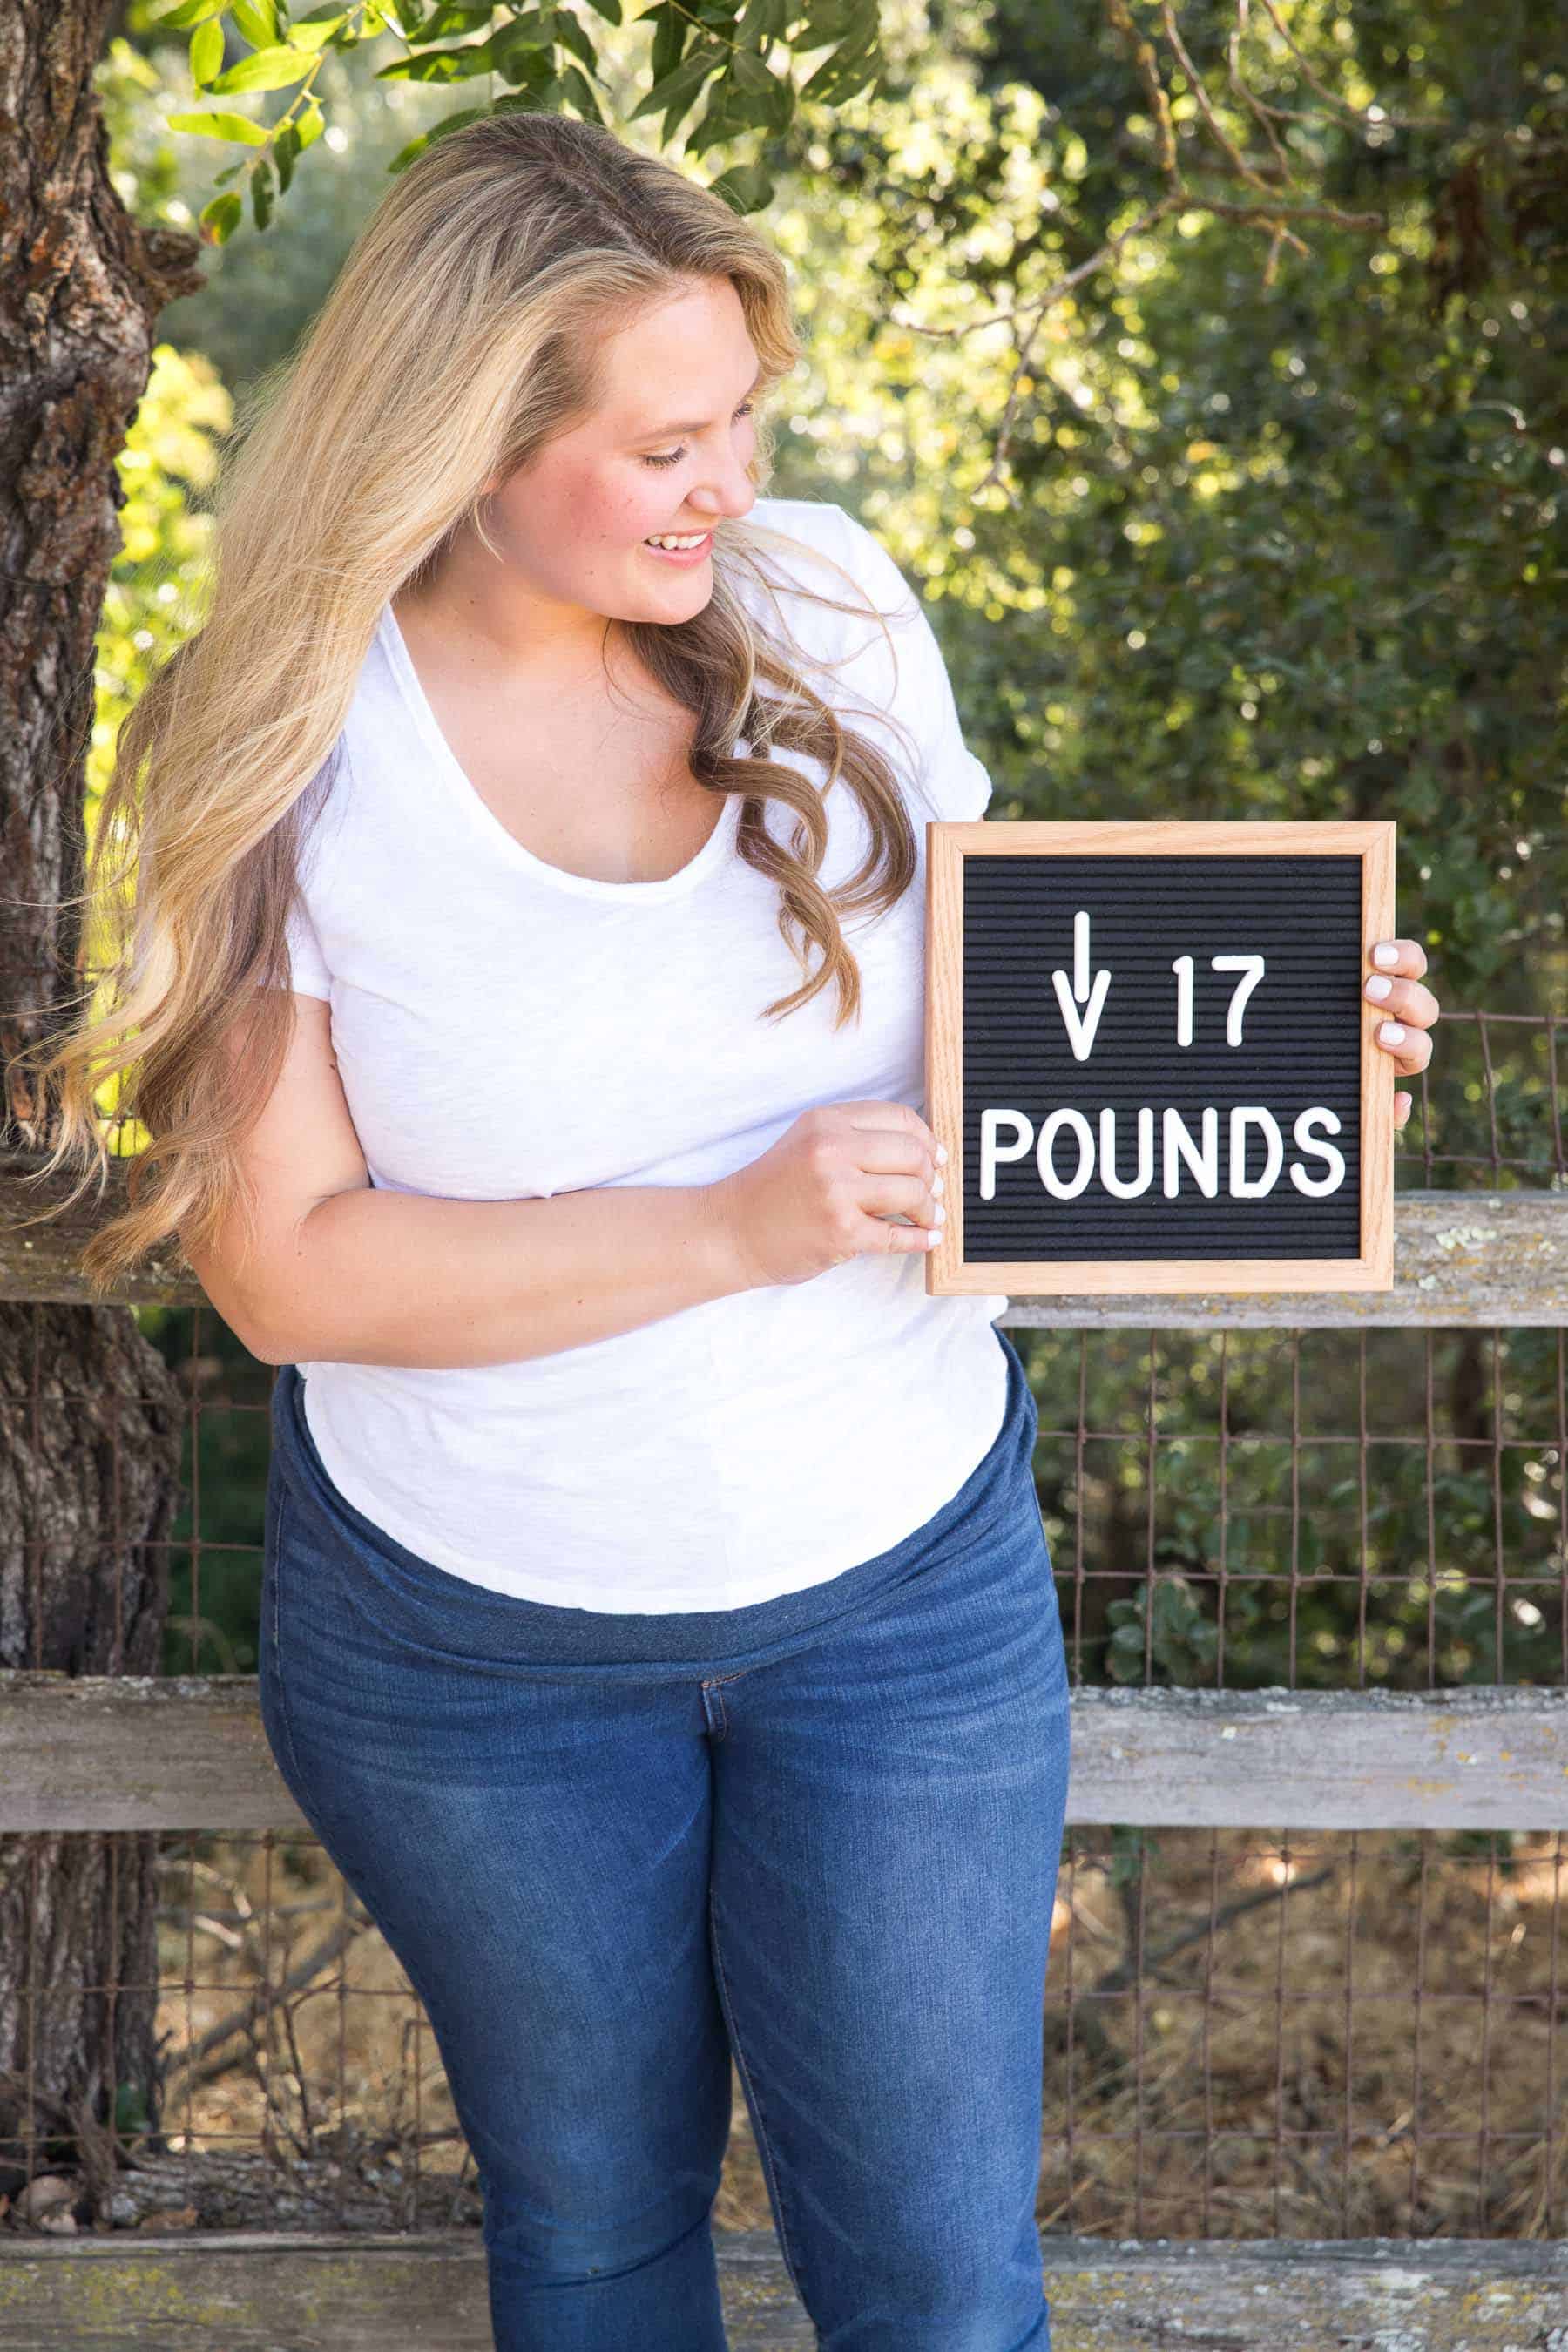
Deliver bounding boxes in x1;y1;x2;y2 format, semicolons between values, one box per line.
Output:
15;112;1439;2352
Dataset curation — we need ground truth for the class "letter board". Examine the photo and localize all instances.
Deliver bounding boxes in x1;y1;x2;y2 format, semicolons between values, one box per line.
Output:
923;821;1396;1294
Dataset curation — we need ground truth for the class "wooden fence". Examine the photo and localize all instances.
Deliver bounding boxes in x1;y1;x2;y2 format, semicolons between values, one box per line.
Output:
2;1169;1566;2347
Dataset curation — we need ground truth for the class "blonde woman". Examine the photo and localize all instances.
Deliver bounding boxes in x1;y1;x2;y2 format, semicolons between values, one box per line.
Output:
15;111;1439;2352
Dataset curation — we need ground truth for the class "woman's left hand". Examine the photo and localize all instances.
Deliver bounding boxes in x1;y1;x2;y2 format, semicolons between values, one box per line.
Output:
1365;938;1440;1132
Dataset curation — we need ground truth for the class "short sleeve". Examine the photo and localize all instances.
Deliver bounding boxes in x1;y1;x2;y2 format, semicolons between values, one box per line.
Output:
254;891;331;999
824;504;995;823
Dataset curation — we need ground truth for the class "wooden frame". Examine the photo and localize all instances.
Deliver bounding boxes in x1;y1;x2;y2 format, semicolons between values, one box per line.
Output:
924;820;1396;1297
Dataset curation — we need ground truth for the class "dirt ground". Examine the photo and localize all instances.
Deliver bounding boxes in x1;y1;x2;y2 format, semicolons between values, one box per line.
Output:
112;1821;1565;2245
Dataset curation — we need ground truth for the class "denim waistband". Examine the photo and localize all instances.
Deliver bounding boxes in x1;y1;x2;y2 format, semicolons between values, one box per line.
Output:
270;1326;1037;1670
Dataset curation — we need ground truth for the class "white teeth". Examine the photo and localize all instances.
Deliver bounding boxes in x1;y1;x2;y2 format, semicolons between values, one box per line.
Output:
644;532;708;549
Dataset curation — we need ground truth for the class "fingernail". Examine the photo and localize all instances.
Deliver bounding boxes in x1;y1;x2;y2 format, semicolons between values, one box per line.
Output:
934;1201;946;1225
1364;975;1393;1001
1380;1021;1406;1045
932;1172;945;1198
937;1143;949;1165
1374;943;1399;969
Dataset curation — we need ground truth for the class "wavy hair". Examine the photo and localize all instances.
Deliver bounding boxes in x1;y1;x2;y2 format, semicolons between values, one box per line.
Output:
8;111;928;1303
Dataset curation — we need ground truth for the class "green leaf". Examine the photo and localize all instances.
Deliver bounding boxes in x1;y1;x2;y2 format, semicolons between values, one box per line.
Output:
493;10;558;80
377;44;491;82
387;103;485;173
646;4;683;85
231;0;283;41
798;0;880;105
707;159;775;215
628;42;726;132
167;108;273;145
188;18;225;86
153;0;229;27
560;62;606;125
250;153;275;230
579;0;620;20
736;0;789;36
729;46;774;96
413;1;491;28
275;14;352;52
198;190;244;241
554;9;598;71
209;44;317;91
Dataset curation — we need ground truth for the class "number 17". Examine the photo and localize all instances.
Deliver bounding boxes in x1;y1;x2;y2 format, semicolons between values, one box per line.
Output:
1173;954;1267;1048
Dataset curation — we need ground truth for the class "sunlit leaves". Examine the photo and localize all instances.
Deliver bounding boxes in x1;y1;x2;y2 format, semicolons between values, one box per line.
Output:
168;109;272;146
158;0;875;228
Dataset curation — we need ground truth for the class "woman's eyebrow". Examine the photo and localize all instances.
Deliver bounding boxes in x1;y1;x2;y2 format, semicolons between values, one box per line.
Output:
635;364;763;442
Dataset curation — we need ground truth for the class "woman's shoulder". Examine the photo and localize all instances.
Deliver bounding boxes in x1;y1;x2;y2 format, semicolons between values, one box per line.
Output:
737;496;916;610
729;495;931;686
732;496;993;824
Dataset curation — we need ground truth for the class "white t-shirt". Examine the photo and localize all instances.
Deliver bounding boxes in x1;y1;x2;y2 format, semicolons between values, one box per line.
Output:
261;496;1010;1610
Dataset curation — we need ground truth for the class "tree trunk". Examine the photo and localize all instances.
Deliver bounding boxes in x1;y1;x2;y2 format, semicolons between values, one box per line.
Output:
0;0;206;2180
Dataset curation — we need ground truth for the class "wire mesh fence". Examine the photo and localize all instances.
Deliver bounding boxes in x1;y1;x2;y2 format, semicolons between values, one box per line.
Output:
3;1822;1562;2242
1;1006;1564;2247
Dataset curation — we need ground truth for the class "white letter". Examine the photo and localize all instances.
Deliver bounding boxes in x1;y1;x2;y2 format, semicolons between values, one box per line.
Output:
1290;1106;1346;1198
1229;1105;1284;1199
1173;955;1193;1048
1164;1106;1220;1199
1051;966;1112;1062
980;1109;1034;1201
1037;1109;1095;1200
1211;954;1266;1047
1099;1106;1154;1199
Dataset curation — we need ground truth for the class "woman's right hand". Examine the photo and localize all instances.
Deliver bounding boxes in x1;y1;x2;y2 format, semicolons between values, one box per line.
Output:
708;1100;947;1291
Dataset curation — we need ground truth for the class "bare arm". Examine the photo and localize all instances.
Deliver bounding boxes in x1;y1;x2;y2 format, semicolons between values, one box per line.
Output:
257;1179;744;1369
186;995;941;1370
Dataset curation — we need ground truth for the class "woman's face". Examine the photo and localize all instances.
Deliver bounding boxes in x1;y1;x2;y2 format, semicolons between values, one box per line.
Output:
479;275;761;629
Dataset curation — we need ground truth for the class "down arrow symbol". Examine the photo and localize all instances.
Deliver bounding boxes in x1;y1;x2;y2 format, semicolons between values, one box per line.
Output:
1051;909;1112;1062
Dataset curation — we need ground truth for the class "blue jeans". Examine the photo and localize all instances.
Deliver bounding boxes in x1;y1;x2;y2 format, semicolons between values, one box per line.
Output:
260;1327;1071;2352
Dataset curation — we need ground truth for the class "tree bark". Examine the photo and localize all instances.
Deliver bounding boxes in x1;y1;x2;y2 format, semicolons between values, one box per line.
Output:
0;0;206;2173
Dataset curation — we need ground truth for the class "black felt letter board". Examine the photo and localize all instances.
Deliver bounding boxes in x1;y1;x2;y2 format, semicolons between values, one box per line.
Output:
924;822;1396;1296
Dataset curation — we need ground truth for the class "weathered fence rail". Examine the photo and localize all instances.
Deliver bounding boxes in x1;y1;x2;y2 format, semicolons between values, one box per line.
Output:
2;2226;1565;2351
4;1146;1568;1324
1;1672;1563;1833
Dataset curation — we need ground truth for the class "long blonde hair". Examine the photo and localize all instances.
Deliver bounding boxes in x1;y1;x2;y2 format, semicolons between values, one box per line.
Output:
8;112;926;1303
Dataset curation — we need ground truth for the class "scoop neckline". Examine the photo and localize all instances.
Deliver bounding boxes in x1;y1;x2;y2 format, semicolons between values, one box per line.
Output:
376;600;741;903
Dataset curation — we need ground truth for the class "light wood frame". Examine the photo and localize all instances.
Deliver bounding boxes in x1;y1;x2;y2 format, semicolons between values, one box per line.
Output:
924;820;1396;1296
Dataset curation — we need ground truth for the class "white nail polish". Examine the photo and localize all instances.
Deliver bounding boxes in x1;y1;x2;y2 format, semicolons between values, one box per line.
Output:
1374;943;1399;969
1365;975;1392;1001
1380;1021;1406;1046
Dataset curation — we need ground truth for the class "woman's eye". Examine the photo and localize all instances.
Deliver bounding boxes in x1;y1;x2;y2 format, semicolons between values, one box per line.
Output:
642;401;755;469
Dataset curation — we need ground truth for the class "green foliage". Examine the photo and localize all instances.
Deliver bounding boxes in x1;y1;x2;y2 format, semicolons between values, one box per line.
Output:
132;0;882;232
1105;1574;1222;1686
1106;1822;1158;1891
93;345;229;789
1022;1323;1566;1693
83;341;230;1149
